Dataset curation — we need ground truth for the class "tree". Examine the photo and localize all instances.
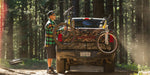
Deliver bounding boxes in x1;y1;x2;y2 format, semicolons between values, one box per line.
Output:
130;0;136;64
59;0;64;22
1;0;7;59
143;0;150;65
5;0;15;59
45;0;55;10
106;0;114;29
28;1;33;58
93;0;104;18
19;0;29;58
119;0;124;64
135;0;143;64
84;0;90;17
114;0;118;63
72;0;80;17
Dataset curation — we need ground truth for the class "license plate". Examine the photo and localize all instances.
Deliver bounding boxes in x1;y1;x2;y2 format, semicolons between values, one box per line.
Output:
80;52;91;57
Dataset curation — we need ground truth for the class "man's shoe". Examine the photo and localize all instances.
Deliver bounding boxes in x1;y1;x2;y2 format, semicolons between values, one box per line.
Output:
47;67;56;74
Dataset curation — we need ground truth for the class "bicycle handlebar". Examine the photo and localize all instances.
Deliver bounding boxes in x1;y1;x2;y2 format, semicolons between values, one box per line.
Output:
63;6;74;16
103;14;113;25
108;20;114;24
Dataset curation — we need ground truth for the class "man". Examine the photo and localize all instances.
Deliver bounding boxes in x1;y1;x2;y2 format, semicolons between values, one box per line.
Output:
45;10;56;74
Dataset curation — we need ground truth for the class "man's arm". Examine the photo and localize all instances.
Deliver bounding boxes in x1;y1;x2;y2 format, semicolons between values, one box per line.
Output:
45;24;53;31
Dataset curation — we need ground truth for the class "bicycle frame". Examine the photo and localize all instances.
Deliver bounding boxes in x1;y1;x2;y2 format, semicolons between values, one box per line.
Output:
103;20;110;45
64;6;73;25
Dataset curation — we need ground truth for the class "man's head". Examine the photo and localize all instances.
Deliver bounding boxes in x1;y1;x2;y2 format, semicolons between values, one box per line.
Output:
47;10;56;21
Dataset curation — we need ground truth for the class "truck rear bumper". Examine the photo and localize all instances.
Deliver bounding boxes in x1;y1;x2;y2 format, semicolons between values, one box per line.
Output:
56;50;115;65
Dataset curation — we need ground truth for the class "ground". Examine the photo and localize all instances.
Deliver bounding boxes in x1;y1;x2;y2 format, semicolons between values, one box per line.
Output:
0;65;137;75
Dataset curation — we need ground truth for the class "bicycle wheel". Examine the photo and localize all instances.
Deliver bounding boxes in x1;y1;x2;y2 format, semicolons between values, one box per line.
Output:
53;22;75;47
97;33;118;54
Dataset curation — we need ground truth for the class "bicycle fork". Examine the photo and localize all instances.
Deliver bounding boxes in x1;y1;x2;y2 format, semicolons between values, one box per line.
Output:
105;25;109;45
105;32;109;45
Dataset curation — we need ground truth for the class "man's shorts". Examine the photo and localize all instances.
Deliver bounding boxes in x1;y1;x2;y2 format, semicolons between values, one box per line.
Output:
45;45;56;58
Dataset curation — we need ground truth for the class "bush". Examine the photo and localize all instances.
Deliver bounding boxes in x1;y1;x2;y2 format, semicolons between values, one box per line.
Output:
116;63;150;72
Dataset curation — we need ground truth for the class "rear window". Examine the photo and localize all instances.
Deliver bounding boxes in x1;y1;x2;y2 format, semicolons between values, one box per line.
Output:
73;19;103;28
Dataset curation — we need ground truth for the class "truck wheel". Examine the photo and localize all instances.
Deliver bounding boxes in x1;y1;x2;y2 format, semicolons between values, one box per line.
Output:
104;61;115;73
56;59;65;73
65;64;70;71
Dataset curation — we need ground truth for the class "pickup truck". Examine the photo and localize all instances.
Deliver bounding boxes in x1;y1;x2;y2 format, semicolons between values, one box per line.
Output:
53;17;118;73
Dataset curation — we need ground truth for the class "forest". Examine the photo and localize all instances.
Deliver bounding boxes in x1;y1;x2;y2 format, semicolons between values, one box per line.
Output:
0;0;150;72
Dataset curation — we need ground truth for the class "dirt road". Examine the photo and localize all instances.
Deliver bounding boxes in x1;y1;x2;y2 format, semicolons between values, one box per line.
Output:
0;65;135;75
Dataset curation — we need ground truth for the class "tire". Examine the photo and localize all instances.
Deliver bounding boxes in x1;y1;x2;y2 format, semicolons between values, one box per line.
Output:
65;64;70;71
97;33;118;54
104;60;115;73
53;22;76;47
56;59;65;73
64;59;70;71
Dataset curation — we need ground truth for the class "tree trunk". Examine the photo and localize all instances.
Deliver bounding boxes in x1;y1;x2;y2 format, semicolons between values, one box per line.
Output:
45;0;54;10
72;0;80;17
1;0;7;59
124;8;128;64
143;0;149;65
29;1;33;59
135;0;143;64
106;0;114;29
6;0;14;59
84;0;90;17
93;0;104;18
19;0;28;58
114;0;118;64
6;14;14;59
1;27;6;59
119;0;124;64
59;0;64;22
130;0;135;64
65;0;69;9
38;31;41;60
41;7;46;60
34;0;38;58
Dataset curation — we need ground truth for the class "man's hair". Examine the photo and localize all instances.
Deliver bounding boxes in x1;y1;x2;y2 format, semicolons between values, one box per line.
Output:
47;10;55;17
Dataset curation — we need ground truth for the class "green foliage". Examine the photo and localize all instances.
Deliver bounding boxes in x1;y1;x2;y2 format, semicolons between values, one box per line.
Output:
137;65;150;71
116;63;138;72
0;59;11;68
116;63;150;72
15;58;47;69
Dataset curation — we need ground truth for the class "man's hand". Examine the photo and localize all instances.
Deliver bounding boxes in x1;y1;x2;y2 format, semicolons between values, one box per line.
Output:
64;26;71;31
64;26;67;30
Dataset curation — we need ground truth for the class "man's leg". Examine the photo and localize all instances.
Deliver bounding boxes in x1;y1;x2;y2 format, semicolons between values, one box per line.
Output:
52;58;56;68
47;58;55;74
46;45;56;74
47;58;53;68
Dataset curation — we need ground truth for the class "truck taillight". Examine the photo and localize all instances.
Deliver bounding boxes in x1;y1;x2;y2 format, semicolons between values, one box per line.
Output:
84;18;90;20
58;34;62;42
